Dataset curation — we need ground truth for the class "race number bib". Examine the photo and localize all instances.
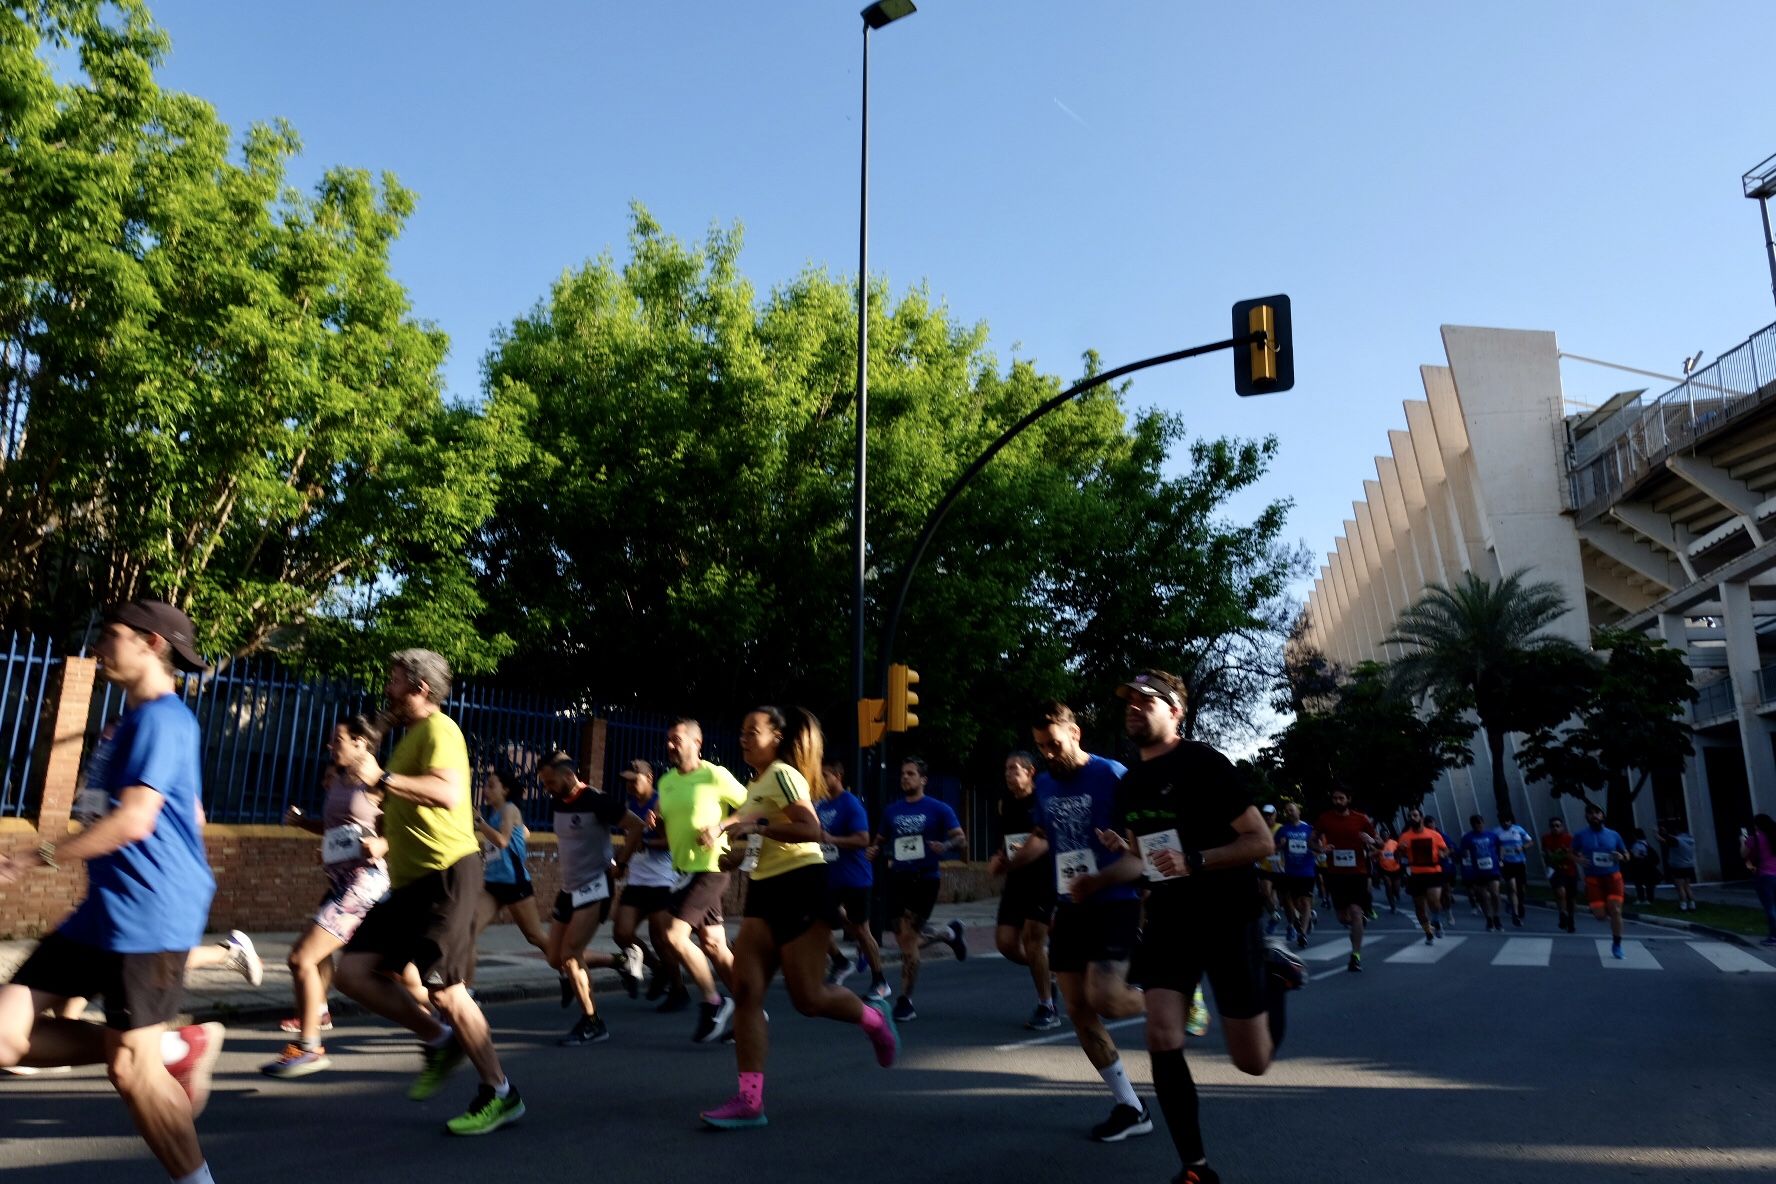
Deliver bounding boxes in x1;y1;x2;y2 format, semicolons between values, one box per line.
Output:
73;786;110;822
1055;848;1096;894
571;875;611;907
820;843;839;863
741;833;762;873
1138;829;1184;881
893;834;926;863
1501;842;1522;859
1475;855;1495;871
481;840;499;862
1332;848;1357;869
1003;832;1031;857
1286;837;1308;856
1590;851;1616;870
322;824;365;865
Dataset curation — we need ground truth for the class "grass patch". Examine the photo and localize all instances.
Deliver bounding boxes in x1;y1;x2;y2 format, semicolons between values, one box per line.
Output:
1525;884;1769;938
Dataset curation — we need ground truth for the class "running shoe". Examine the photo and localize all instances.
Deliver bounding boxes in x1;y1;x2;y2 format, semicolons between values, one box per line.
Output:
1173;1165;1223;1184
945;920;968;961
692;998;735;1044
1611;941;1625;960
262;1043;331;1078
1264;944;1307;992
1185;988;1210;1038
225;930;264;987
165;1022;225;1117
656;987;691;1013
1512;914;1523;927
408;1033;466;1101
700;1093;767;1130
868;975;891;1000
1025;1003;1063;1032
2;1064;71;1076
645;970;669;1001
1089;1102;1153;1143
559;1014;610;1045
1432;920;1443;939
280;1011;333;1034
827;948;856;988
1347;952;1362;974
1294;932;1308;951
1424;932;1435;946
862;997;899;1067
446;1083;525;1136
618;945;645;998
892;995;917;1022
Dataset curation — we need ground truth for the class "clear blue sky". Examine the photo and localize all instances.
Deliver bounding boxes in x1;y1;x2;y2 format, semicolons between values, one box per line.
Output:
143;0;1776;595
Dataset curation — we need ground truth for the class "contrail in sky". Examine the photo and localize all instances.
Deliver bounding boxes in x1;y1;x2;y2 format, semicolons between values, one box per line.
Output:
1052;98;1091;130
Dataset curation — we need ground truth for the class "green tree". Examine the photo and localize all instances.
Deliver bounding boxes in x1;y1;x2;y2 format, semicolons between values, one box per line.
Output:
0;0;507;671
1385;570;1588;821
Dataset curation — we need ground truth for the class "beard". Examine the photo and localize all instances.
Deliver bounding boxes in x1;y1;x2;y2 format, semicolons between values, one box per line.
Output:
1126;714;1169;747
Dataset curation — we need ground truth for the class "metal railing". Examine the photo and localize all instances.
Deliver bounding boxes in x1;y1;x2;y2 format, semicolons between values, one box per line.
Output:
1759;662;1776;707
1693;676;1736;722
0;632;59;818
599;708;741;799
1567;320;1776;517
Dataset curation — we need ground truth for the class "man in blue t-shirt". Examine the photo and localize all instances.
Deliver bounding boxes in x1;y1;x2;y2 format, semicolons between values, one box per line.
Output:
1457;815;1504;931
0;599;221;1183
873;757;967;1021
1573;803;1631;957
1493;813;1533;926
816;759;886;999
1275;804;1318;949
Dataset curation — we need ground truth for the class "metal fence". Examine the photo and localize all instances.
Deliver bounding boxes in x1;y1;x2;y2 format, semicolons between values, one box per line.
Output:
1693;675;1736;723
600;708;741;797
1759;662;1776;707
0;632;60;818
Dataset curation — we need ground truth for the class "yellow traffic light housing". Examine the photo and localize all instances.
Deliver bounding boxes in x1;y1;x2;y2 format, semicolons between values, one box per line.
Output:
858;698;886;748
887;663;920;732
1231;295;1293;396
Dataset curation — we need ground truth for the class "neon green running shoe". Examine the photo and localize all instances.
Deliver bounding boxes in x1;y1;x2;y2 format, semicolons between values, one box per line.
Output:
408;1035;466;1101
446;1084;525;1136
1186;986;1211;1038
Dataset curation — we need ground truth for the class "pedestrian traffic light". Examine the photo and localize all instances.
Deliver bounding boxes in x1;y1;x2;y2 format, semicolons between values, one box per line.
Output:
887;663;920;732
858;697;886;747
1231;295;1293;396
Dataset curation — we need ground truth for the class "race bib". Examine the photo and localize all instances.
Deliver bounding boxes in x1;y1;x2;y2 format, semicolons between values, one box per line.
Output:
1286;837;1308;856
1332;848;1357;868
571;875;611;907
1475;855;1494;871
1138;829;1184;881
1590;851;1615;869
820;843;839;863
481;840;499;862
741;833;762;873
322;824;364;865
1004;832;1031;857
893;834;926;863
1501;842;1522;859
73;786;110;822
1055;848;1096;894
1314;851;1328;867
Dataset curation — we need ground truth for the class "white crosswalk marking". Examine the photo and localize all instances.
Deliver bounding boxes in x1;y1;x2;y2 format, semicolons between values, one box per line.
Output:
1301;938;1381;962
1598;939;1660;969
1689;941;1776;973
1491;937;1552;966
1385;936;1465;963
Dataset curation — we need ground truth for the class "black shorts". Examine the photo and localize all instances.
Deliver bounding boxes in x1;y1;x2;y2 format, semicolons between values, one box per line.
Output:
618;883;675;917
1670;867;1696;883
1549;869;1579;888
1049;899;1142;974
1328;875;1372;912
744;863;843;946
996;868;1056;928
552;873;614;925
1470;872;1499;885
345;855;483;989
10;932;187;1031
670;871;730;928
885;874;940;930
1279;874;1316;901
834;884;872;928
1131;908;1267;1020
1405;874;1441;897
485;878;534;907
1501;863;1528;885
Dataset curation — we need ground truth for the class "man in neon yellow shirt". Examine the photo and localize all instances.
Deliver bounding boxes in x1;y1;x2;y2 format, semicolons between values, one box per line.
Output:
656;717;747;1044
336;649;521;1136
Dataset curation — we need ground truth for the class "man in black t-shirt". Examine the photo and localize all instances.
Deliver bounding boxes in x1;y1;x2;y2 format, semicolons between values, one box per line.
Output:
987;751;1059;1030
1096;670;1305;1184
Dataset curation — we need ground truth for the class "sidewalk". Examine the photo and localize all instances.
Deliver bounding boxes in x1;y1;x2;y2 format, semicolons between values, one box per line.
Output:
0;897;1006;1027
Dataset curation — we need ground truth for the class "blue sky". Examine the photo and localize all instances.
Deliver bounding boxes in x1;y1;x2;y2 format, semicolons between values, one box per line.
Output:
141;0;1776;598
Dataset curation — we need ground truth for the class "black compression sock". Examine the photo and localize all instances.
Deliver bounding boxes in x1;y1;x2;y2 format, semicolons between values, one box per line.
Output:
1149;1047;1205;1165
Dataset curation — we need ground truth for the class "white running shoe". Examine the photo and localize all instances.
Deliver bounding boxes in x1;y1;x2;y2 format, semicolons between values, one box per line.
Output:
227;930;264;987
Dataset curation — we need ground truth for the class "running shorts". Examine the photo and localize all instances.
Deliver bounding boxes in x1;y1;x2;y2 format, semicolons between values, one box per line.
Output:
1048;899;1142;974
885;873;940;929
1405;873;1440;897
1669;867;1696;883
1279;874;1316;901
552;871;614;925
10;932;186;1031
345;854;482;989
834;885;872;927
1586;873;1625;907
669;871;731;929
1501;863;1528;887
1327;875;1372;913
315;863;392;942
996;867;1056;928
1130;908;1267;1020
485;878;535;908
618;883;674;917
743;863;843;946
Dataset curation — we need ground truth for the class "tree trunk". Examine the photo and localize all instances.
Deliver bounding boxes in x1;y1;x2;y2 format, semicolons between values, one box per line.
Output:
1486;725;1512;823
1605;771;1634;832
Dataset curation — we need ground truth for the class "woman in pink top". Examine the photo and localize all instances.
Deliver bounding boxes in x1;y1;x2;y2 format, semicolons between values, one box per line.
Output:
1744;814;1776;946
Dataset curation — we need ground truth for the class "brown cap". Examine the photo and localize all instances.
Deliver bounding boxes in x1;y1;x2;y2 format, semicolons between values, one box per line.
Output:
618;758;654;782
1115;670;1183;709
104;598;209;674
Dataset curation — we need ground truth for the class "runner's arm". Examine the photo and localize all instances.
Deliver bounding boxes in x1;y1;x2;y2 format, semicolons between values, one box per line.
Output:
480;804;521;849
357;756;463;810
50;784;168;863
1006;826;1050;868
933;825;968;859
1199;806;1274;871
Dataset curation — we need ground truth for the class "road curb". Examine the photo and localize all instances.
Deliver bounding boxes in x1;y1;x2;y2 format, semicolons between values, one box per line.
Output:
1525;897;1752;947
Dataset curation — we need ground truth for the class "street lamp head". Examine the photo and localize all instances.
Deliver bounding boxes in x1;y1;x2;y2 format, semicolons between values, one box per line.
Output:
862;0;916;30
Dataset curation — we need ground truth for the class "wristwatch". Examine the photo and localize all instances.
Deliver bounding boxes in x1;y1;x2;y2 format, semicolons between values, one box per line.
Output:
376;770;393;794
1184;848;1206;875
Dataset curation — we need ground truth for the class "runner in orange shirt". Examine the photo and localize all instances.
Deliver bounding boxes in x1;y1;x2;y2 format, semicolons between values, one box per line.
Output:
1398;808;1449;944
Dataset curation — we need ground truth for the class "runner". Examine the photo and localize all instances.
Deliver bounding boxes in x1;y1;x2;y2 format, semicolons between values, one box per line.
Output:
1376;824;1403;914
1658;820;1698;912
697;707;898;1130
1400;808;1449;943
1541;816;1580;932
263;713;397;1078
1572;803;1630;959
1313;789;1378;972
656;718;746;1043
1023;700;1151;1142
1273;803;1317;949
0;598;223;1181
988;750;1058;1030
539;751;631;1045
1256;803;1284;933
1494;813;1533;926
874;757;968;1022
468;761;549;988
1425;816;1458;929
334;647;523;1135
1458;815;1504;931
1108;670;1304;1184
614;759;687;1011
815;758;888;999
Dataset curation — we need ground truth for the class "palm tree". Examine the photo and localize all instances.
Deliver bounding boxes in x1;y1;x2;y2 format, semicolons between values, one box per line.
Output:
1385;570;1588;822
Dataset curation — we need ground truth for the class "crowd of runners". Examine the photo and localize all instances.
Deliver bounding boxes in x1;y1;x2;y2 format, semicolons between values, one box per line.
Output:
0;597;1689;1184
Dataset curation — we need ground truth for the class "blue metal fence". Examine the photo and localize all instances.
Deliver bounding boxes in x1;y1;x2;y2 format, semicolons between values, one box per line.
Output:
0;632;60;818
600;708;742;796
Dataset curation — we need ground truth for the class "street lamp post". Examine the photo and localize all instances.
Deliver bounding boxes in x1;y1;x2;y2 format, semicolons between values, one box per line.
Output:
1742;151;1776;313
853;0;916;801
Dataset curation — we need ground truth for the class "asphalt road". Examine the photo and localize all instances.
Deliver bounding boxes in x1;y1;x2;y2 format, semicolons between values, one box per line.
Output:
3;907;1773;1183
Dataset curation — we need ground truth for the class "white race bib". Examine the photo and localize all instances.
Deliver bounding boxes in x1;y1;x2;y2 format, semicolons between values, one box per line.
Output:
740;832;762;873
73;786;110;822
322;824;365;865
893;834;926;863
1590;851;1615;870
571;875;611;907
1332;848;1357;868
820;843;839;863
1475;855;1494;871
1004;832;1031;857
1286;837;1308;856
1138;829;1184;881
1055;848;1096;894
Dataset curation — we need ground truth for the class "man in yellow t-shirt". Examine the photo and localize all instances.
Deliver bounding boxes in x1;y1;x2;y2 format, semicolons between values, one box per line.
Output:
336;649;521;1136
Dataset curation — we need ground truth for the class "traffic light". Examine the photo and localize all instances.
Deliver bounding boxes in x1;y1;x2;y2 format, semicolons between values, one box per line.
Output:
1231;295;1293;396
886;663;920;732
858;698;886;747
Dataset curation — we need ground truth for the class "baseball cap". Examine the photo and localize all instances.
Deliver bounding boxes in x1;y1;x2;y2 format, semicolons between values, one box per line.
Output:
103;598;209;674
1115;670;1182;709
1262;804;1277;815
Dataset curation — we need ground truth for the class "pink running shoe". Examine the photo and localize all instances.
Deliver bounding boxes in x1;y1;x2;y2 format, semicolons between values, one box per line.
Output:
699;1094;767;1129
862;997;899;1068
280;1011;333;1034
165;1022;225;1117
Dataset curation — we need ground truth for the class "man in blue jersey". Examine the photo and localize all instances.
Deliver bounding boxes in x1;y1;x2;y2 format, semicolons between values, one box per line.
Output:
1016;700;1152;1144
873;758;968;1021
1493;813;1533;926
0;600;222;1184
1573;803;1630;959
1457;815;1504;931
816;759;887;999
1274;804;1318;949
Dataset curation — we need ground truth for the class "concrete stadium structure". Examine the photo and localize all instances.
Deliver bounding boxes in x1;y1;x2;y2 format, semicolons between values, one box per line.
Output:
1303;323;1776;879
